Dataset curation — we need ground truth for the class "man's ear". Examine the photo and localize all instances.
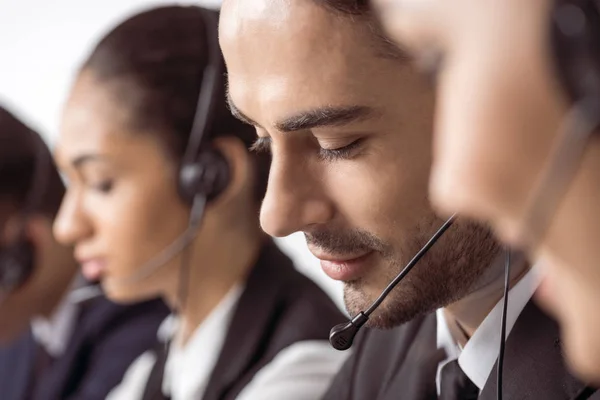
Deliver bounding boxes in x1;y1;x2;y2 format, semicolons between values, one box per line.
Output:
209;136;253;208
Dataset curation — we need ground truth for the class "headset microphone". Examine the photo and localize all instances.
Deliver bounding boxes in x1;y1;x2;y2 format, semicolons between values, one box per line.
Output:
329;214;457;351
107;196;207;287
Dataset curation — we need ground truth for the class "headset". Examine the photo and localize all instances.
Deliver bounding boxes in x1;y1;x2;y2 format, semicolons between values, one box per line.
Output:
0;132;52;294
109;7;230;287
515;0;600;248
551;0;600;111
178;8;229;206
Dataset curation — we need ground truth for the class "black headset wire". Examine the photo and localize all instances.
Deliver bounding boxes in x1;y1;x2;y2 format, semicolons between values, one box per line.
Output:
177;196;206;314
497;248;511;400
329;214;457;351
176;7;221;317
364;214;457;317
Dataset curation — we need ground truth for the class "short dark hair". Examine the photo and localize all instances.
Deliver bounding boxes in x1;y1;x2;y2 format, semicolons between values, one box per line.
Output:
81;5;270;203
0;105;65;217
313;0;407;60
314;0;369;14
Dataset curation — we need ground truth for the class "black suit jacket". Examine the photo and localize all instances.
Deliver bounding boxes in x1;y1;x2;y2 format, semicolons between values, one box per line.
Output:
0;295;169;400
142;241;345;400
323;301;599;400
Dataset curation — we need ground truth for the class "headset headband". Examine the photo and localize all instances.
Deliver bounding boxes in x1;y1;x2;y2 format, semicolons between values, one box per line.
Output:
182;7;223;166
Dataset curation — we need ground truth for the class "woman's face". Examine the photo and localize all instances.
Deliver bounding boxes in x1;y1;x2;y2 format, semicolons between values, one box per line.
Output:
373;0;600;381
53;72;190;303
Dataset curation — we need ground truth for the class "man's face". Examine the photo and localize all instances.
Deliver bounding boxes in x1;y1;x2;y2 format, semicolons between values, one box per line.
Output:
220;0;500;328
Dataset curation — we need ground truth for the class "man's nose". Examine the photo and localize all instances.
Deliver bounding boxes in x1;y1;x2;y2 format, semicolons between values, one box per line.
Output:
260;151;334;237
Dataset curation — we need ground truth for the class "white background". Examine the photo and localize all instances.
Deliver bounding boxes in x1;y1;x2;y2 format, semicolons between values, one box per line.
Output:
0;0;344;310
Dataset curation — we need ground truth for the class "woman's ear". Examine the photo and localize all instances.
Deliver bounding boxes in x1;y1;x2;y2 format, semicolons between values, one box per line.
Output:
24;215;55;253
209;136;254;209
4;214;54;255
1;213;54;272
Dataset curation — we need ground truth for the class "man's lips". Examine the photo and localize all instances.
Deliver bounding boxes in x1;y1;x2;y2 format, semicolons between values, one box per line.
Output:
312;250;375;281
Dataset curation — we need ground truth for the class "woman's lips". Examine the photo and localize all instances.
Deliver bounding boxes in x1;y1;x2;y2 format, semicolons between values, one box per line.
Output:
79;259;107;281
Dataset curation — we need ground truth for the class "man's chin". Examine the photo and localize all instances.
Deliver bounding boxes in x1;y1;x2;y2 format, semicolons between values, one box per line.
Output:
343;282;435;330
343;286;403;330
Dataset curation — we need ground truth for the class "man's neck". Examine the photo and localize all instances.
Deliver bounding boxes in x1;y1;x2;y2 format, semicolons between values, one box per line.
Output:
443;254;530;347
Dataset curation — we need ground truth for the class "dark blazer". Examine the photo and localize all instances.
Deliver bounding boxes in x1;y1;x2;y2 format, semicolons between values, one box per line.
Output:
142;241;345;400
323;301;599;400
0;295;169;400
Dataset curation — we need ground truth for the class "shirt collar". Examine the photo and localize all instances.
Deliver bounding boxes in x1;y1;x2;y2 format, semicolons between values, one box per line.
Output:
161;283;244;399
436;268;541;391
30;274;99;357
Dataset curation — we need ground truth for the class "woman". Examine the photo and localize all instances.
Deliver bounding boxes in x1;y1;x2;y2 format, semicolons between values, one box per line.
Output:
373;0;600;383
52;5;348;399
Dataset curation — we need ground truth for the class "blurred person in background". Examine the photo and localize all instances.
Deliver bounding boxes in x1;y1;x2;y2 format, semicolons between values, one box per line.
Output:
53;5;347;400
0;104;169;400
219;0;600;398
373;0;600;384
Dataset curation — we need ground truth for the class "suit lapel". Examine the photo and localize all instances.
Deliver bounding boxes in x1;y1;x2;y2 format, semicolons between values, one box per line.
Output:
382;313;445;400
141;343;171;400
30;304;86;400
479;301;596;400
202;243;289;400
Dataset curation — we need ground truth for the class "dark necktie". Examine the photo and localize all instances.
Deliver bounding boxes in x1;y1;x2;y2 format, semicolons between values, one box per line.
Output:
439;360;479;400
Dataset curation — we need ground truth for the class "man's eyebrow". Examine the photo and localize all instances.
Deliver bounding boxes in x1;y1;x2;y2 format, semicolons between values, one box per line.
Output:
225;88;260;128
275;105;375;133
225;86;375;132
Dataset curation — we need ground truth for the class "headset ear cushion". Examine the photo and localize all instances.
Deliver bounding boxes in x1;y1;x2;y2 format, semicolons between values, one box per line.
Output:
0;239;35;291
551;1;600;104
178;149;230;204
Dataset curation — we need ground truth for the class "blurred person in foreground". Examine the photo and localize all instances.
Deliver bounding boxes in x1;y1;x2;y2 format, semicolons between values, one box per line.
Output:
373;0;600;384
0;104;169;400
219;0;600;398
53;5;347;400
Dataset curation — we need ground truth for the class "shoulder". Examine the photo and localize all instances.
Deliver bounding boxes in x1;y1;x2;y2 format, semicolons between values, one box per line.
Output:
78;296;170;343
254;242;343;319
243;242;344;341
105;350;158;400
323;313;438;400
237;339;350;400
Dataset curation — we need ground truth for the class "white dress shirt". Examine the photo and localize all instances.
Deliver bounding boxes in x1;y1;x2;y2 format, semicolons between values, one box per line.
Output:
435;268;541;394
30;276;102;357
107;284;349;400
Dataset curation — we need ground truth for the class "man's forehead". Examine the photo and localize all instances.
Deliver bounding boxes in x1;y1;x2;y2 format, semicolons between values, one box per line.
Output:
220;0;364;56
221;0;299;24
221;2;384;113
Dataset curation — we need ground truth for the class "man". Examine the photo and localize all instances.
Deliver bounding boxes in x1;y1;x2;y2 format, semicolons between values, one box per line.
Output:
0;104;169;400
219;0;600;398
371;0;600;385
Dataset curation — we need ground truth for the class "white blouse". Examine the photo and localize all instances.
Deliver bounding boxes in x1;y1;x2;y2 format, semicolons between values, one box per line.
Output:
107;285;349;400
